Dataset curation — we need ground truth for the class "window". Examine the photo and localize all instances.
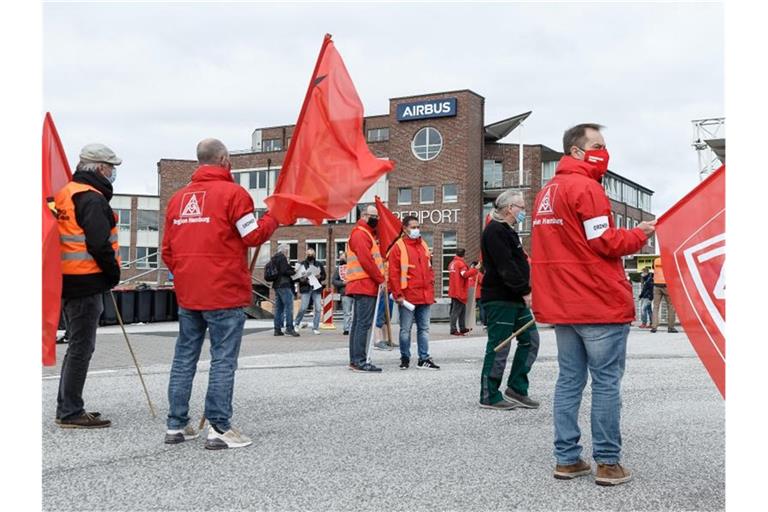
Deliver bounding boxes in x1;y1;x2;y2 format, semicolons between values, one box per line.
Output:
411;127;443;161
253;242;271;267
115;209;131;230
623;183;638;208
441;231;457;296
119;246;130;269
639;191;652;211
626;216;633;229
249;170;268;190
604;175;621;202
483;160;503;189
367;127;389;142
135;247;158;269
422;232;434;250
541;161;557;186
262;139;283;152
398;188;412;205
335;241;348;261
616;213;623;228
420;185;435;204
306;242;327;264
136;210;158;231
443;184;458;203
278;242;299;265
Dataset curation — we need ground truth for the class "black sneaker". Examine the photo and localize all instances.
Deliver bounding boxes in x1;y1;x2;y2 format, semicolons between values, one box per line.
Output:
667;327;679;333
350;362;382;373
479;400;518;410
274;330;284;336
503;388;540;409
417;358;440;370
650;327;657;333
56;335;69;344
400;357;410;370
460;328;471;335
343;330;349;335
286;330;300;337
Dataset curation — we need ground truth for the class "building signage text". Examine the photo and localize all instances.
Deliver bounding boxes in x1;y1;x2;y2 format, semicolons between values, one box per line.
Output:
394;209;460;224
396;98;457;122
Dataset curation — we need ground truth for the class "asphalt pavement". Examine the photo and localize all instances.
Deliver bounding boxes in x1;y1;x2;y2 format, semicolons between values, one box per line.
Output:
42;320;724;511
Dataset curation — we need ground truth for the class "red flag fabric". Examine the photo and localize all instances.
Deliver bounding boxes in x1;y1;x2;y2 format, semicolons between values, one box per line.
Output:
374;195;402;257
656;165;725;398
42;113;72;366
264;34;394;225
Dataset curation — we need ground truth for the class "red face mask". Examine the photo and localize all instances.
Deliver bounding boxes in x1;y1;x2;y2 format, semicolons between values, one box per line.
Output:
582;148;610;178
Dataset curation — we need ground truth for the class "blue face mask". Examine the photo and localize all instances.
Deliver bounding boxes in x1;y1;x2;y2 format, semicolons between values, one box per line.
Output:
107;168;117;184
408;228;420;239
516;211;526;224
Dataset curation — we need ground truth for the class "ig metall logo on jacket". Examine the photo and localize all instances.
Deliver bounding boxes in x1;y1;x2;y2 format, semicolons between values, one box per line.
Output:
174;191;211;225
533;184;564;227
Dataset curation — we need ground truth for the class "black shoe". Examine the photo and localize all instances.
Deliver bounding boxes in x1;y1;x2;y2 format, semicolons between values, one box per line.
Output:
286;330;300;337
58;412;111;429
417;358;440;370
55;411;101;425
274;330;284;336
460;328;471;334
343;330;349;335
479;400;518;410
503;388;540;409
350;362;382;373
400;357;410;370
650;327;657;333
667;327;679;333
56;335;68;344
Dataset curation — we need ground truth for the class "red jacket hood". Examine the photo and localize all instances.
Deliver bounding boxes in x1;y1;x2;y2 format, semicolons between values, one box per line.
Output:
191;165;235;183
556;155;604;182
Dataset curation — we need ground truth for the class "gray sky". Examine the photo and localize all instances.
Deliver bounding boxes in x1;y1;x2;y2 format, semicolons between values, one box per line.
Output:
43;1;723;214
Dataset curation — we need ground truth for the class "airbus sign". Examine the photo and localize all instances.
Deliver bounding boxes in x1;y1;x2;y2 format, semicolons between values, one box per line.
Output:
396;98;457;122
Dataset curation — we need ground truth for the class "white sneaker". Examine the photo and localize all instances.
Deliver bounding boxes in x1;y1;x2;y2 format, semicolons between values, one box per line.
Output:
313;329;321;335
299;322;308;330
164;424;199;444
205;426;252;450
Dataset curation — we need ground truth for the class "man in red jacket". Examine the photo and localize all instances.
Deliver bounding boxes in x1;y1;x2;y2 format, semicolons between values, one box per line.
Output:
531;124;655;485
346;204;386;372
448;249;478;335
388;215;440;370
162;138;279;450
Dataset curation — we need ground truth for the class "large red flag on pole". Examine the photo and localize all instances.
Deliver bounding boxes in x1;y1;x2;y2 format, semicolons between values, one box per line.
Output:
374;195;402;257
42;113;72;366
264;34;394;225
656;165;725;398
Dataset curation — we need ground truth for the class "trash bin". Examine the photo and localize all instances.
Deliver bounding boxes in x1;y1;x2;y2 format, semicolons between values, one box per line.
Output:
153;288;169;322
168;289;178;321
100;291;118;326
117;289;136;324
135;287;152;323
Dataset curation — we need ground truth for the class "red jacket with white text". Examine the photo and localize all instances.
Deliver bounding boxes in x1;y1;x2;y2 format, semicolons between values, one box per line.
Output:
162;165;278;310
530;156;647;324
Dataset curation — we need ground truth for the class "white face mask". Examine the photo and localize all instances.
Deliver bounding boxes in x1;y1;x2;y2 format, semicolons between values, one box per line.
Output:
107;168;117;184
408;228;420;239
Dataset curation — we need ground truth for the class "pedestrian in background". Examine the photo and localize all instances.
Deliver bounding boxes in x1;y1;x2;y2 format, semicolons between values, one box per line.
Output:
294;248;326;335
269;244;300;337
332;252;353;336
651;257;678;333
638;266;654;328
448;248;478;336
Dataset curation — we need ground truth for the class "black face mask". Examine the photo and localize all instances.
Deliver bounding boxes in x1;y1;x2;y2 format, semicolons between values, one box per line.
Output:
367;217;378;229
307;255;315;261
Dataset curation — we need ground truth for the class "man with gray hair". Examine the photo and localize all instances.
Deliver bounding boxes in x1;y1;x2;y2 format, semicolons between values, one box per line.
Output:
53;143;122;429
163;137;280;449
478;189;540;411
268;243;299;336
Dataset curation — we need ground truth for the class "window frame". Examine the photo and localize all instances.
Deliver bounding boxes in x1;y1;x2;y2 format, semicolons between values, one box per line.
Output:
397;187;412;205
411;127;443;161
420;185;435;204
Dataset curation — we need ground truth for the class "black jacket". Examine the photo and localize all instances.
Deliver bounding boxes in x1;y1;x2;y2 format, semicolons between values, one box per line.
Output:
296;258;326;294
639;274;654;300
270;252;296;290
332;262;347;296
62;171;121;299
480;219;531;304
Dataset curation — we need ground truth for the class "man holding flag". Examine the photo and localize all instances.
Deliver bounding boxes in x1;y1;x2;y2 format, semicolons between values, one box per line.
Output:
54;143;122;429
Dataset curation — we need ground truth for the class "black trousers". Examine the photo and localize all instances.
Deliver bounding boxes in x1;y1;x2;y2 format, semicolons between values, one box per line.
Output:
56;293;103;420
450;298;466;332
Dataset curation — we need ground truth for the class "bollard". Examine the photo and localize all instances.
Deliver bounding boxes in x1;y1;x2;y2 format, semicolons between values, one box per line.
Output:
320;288;335;329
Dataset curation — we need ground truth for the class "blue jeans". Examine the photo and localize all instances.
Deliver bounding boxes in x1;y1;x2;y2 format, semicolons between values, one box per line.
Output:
553;323;629;465
167;307;246;432
295;290;322;329
398;304;431;360
273;287;294;331
640;298;652;324
341;295;353;332
349;294;376;366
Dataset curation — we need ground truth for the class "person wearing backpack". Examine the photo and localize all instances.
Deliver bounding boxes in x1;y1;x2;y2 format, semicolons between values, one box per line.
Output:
269;244;299;337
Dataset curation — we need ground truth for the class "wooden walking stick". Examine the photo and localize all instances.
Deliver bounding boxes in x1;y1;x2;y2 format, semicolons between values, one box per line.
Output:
110;291;157;418
493;317;536;353
383;282;394;347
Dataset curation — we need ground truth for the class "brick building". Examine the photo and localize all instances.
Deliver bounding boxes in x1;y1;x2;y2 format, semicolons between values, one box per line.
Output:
156;89;655;297
112;193;160;283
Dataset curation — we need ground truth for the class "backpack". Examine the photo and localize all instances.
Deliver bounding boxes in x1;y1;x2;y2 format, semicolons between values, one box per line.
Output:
264;259;279;282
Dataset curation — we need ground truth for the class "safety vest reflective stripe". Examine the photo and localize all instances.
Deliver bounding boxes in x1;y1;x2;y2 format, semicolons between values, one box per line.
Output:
345;227;383;282
54;181;121;275
395;238;431;290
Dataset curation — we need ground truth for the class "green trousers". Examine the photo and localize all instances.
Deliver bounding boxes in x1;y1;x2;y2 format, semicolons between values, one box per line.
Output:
479;300;539;405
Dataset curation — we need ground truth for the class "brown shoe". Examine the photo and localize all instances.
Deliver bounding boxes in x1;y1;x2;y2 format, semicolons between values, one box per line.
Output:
595;463;632;486
55;411;101;425
58;412;111;429
554;459;592;480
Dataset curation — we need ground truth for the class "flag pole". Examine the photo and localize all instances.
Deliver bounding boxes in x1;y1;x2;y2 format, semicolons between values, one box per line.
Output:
365;284;383;364
110;291;156;418
383;281;394;347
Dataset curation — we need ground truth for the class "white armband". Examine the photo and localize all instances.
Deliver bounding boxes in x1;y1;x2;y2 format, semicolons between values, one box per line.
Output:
583;215;609;241
236;213;258;238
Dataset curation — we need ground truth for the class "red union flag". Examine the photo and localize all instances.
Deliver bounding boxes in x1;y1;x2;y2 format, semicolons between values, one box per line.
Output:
656;165;725;398
265;34;394;225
